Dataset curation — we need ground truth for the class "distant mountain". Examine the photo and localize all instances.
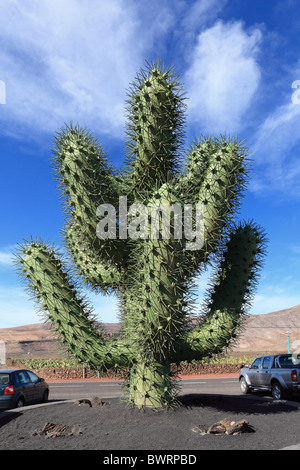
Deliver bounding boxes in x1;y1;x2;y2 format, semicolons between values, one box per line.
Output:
230;304;300;355
1;305;300;359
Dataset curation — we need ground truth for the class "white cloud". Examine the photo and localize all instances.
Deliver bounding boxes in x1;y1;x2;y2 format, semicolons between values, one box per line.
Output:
0;1;254;143
250;294;300;315
0;252;13;267
0;246;16;267
181;0;228;33
0;0;153;139
250;97;300;198
0;284;36;328
184;20;262;133
89;292;119;324
0;283;120;328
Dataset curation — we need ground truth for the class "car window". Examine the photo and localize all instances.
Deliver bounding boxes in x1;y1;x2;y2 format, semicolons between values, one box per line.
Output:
251;358;262;369
26;370;39;383
262;357;271;369
15;370;30;384
0;373;10;385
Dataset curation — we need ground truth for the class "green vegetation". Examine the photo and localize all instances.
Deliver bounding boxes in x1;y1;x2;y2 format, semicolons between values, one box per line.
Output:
8;356;256;372
9;358;81;369
178;355;256;365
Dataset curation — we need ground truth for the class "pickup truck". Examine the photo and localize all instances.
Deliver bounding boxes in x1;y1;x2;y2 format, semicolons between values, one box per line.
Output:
239;354;300;400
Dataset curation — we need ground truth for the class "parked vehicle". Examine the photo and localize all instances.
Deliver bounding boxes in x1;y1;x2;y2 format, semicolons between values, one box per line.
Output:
0;369;49;410
239;354;300;400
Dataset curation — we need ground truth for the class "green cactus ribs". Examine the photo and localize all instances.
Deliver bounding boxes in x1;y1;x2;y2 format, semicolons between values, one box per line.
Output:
15;60;267;409
15;240;131;370
127;361;179;408
125;60;186;195
175;221;268;362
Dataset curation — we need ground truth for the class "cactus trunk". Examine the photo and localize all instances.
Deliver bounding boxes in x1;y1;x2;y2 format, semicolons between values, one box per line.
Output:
127;362;174;408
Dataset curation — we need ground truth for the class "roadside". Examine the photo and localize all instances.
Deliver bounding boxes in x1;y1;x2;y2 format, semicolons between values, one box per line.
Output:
6;359;244;381
1;393;300;451
45;372;240;382
1;364;299;451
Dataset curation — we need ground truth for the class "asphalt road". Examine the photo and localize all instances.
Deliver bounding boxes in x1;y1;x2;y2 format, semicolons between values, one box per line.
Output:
47;376;244;402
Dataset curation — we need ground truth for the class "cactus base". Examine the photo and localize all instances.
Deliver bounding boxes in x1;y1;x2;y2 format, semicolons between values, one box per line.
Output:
126;361;177;409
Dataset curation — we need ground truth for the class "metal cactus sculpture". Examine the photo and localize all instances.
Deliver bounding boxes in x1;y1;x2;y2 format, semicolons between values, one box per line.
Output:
16;61;266;408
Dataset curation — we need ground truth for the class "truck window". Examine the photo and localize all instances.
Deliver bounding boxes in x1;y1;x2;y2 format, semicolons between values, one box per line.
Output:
278;355;300;368
279;356;290;368
262;356;271;369
273;356;279;368
251;358;262;369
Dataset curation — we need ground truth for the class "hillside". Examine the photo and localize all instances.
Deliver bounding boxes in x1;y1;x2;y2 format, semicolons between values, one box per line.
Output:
231;304;300;354
1;305;300;359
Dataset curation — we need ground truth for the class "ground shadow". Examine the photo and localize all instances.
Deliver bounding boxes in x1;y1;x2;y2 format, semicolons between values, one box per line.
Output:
179;393;300;415
0;411;22;429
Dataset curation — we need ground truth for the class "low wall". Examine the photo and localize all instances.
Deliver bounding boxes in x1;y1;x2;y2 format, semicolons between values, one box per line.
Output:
24;362;244;380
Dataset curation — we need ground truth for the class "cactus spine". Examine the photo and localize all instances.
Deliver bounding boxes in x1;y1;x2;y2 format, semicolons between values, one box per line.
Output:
15;61;266;408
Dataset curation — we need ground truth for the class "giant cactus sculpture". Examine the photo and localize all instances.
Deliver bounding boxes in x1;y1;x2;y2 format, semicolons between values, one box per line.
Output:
15;61;266;408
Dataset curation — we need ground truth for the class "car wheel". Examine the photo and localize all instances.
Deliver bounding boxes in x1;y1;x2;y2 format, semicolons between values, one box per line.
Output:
42;389;49;403
16;397;25;408
271;381;286;400
240;377;251;394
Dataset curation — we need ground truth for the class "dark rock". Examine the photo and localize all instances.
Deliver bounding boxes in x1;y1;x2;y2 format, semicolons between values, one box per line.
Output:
207;422;226;434
90;396;103;407
31;421;82;439
74;399;92;407
191;424;208;435
218;419;234;430
226;419;255;435
192;418;255;436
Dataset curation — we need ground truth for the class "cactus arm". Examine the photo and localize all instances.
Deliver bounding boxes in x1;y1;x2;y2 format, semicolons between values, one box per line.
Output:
64;223;121;294
125;61;186;195
197;140;249;255
52;124;127;267
15;241;131;369
52;124;115;237
178;137;249;272
178;138;223;204
173;222;267;362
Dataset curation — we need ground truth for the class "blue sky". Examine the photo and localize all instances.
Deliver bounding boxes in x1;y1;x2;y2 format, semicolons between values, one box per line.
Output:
0;0;300;328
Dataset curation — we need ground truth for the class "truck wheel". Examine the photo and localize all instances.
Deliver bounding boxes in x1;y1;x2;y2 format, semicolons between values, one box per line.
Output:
271;381;286;400
240;377;251;394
